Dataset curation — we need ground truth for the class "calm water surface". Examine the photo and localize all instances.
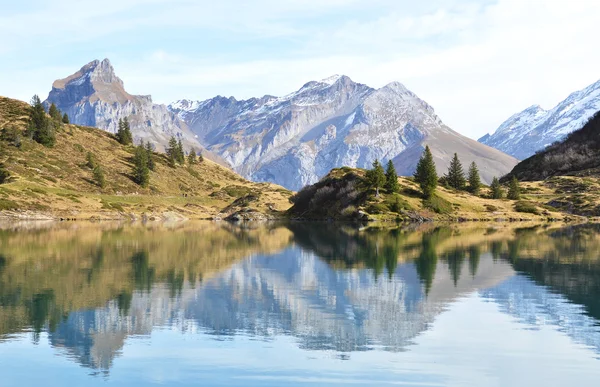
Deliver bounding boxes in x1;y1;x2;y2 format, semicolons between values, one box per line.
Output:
1;221;600;386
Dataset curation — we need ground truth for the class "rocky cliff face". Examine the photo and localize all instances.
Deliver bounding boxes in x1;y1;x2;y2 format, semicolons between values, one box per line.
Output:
171;76;517;190
480;79;600;160
44;59;203;154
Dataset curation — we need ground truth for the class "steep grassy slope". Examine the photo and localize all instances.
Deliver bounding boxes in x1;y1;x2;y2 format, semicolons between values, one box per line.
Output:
0;96;292;219
504;111;600;181
287;167;595;221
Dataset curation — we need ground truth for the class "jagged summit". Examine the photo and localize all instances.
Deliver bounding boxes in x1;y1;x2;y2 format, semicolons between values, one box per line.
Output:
169;74;516;190
481;79;600;159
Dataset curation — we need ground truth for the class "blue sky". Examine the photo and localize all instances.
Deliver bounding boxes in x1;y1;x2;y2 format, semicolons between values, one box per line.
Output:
1;0;599;139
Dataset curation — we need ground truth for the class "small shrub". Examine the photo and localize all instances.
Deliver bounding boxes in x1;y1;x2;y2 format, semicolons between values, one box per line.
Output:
515;201;540;215
484;204;499;212
366;202;389;214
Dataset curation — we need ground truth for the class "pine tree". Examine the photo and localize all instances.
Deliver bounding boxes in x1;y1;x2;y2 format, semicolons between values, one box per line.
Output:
176;138;185;164
188;148;197;165
445;153;466;190
86;151;97;169
28;95;55;147
62;113;70;124
490;177;503;199
132;145;149;187
0;163;10;184
122;117;133;145
198;151;204;163
365;159;386;196
48;103;62;122
93;165;106;188
414;146;438;198
467;162;482;196
144;141;155;171
166;136;178;167
507;176;521;200
384;160;399;193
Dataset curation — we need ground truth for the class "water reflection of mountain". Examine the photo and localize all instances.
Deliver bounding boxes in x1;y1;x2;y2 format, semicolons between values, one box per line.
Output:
2;222;600;373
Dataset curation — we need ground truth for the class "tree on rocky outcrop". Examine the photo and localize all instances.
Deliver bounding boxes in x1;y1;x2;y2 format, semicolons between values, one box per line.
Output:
445;153;466;190
117;117;133;146
414;146;437;198
132;145;149;187
62;113;70;124
467;162;481;196
93;165;106;188
166;136;178;167
366;159;386;196
27;95;55;147
188;148;197;165
490;177;503;199
144;141;155;171
384;160;399;193
507;176;521;200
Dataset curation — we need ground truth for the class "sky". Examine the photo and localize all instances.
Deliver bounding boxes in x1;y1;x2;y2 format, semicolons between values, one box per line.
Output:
1;0;599;140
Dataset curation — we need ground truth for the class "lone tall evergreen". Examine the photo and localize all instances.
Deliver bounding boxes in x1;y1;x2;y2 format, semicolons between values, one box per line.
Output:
384;160;399;193
445;153;466;190
132;145;150;187
366;159;386;196
414;146;437;198
144;141;155;171
176;139;185;164
28;95;55;147
166;136;178;167
117;118;133;145
507;176;521;200
490;177;503;199
467;162;482;196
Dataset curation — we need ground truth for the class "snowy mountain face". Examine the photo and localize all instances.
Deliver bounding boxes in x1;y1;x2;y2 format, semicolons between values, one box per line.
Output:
480;80;600;160
44;59;204;153
171;76;517;190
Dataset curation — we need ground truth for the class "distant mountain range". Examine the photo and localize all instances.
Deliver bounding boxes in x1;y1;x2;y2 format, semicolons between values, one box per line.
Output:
169;75;516;189
480;79;600;160
44;59;518;190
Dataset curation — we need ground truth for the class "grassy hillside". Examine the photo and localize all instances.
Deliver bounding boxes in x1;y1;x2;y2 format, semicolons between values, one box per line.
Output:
0;96;292;220
504;111;600;181
287;167;597;221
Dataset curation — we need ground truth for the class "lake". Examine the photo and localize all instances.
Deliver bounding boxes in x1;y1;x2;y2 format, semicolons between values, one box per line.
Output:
1;221;600;386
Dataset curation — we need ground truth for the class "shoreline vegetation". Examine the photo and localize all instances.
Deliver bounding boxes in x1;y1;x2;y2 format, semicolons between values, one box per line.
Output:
1;95;599;223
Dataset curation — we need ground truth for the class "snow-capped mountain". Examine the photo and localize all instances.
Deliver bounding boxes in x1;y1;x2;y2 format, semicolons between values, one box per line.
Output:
479;79;600;160
170;76;517;190
44;59;206;154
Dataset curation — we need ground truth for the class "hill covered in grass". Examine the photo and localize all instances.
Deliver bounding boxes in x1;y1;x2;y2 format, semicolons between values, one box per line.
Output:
0;96;292;220
504;111;600;181
287;167;595;221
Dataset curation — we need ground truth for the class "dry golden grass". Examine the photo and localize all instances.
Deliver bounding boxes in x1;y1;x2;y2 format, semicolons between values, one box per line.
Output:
0;96;293;219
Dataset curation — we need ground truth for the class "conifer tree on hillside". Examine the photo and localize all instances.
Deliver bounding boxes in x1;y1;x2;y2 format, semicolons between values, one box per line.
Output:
414;146;437;198
384;160;399;193
48;103;62;122
144;141;155;171
132;145;150;187
445;153;466;190
86;151;97;169
62;113;70;124
176;138;185;164
490;177;503;199
507;176;521;200
467;162;482;196
166;136;178;167
116;118;133;145
27;95;55;147
188;148;197;165
198;151;204;163
93;165;106;188
366;159;386;196
0;163;10;184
